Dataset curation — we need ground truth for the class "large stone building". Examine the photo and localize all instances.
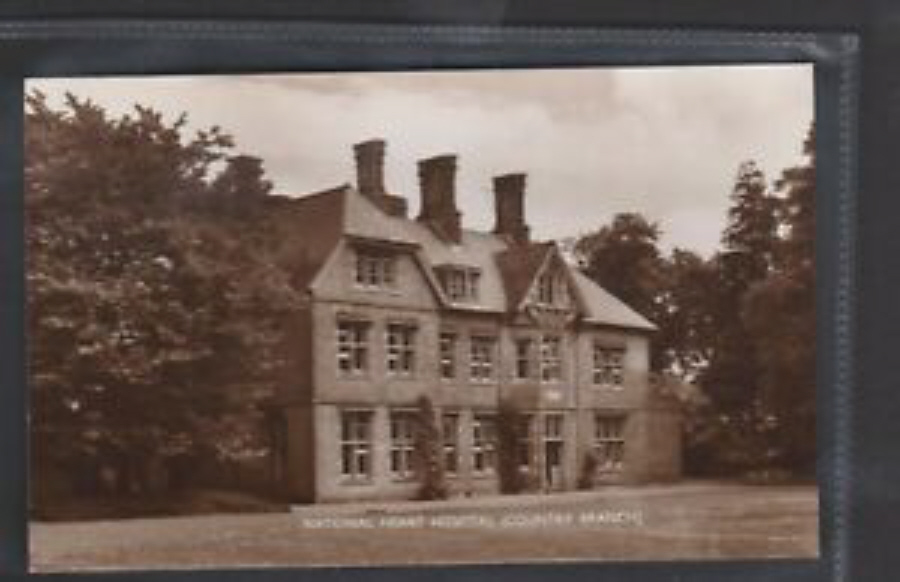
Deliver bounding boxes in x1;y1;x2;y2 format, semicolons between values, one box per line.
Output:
270;140;681;503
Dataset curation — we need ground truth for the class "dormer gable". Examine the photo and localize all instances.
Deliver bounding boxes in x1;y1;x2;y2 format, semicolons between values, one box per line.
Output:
521;248;585;320
495;242;587;327
434;263;481;304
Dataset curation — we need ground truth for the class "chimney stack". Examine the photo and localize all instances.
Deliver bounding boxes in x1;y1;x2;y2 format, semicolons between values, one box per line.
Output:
353;139;407;217
417;154;462;244
493;173;530;244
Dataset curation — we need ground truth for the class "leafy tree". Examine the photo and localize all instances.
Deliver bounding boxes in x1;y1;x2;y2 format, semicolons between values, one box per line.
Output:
742;124;816;475
654;249;719;381
700;163;778;423
205;154;273;217
575;213;664;319
26;91;298;500
575;213;671;369
25;90;232;211
412;396;447;500
721;161;780;281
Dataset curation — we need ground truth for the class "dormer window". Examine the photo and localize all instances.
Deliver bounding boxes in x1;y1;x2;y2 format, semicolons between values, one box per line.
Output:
437;266;480;303
355;249;396;289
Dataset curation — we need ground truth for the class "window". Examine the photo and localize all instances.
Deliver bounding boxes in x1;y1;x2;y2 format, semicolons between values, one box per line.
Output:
390;411;417;480
472;415;497;474
593;344;625;387
515;338;534;380
593;415;626;472
336;320;369;375
442;413;459;474
386;323;417;376
340;410;373;480
469;336;496;382
439;332;457;380
537;274;555;305
535;271;570;307
540;335;563;382
438;266;481;303
355;250;396;289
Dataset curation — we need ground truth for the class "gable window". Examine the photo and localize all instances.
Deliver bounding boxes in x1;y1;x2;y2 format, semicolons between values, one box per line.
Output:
593;344;625;388
442;413;459;475
515;338;534;380
472;414;497;475
439;331;457;380
389;411;417;480
540;335;563;382
340;410;373;481
535;271;570;308
537;274;556;305
336;320;369;376
593;414;626;472
386;323;417;376
355;249;396;289
438;266;481;303
469;335;497;382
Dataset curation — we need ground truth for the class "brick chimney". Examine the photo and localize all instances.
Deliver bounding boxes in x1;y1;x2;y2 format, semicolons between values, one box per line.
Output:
417;154;462;243
493;173;530;244
353;139;407;217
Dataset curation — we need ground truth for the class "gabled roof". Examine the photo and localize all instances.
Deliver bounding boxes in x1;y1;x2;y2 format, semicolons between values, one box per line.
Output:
270;185;655;332
495;242;555;311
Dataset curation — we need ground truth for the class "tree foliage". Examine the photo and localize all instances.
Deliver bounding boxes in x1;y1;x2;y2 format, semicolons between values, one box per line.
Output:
412;396;447;500
27;91;299;498
576;126;816;477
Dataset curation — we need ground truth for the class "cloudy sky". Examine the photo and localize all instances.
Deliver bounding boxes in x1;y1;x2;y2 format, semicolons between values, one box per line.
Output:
30;65;813;255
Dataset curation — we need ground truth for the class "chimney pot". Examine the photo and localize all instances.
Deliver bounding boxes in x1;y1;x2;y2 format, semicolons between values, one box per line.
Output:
417;155;462;243
493;172;530;244
353;139;407;217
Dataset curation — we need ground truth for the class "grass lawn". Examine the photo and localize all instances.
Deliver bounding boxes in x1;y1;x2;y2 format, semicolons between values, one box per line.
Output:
30;481;819;572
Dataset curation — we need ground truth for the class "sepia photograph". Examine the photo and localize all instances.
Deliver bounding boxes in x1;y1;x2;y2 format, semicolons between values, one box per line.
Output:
26;65;818;571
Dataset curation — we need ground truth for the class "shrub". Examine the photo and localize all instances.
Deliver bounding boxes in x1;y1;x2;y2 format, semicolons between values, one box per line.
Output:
413;395;448;500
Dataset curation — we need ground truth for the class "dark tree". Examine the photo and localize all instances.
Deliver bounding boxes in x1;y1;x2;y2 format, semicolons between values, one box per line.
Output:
413;396;447;500
26;91;298;502
575;213;669;369
742;124;816;475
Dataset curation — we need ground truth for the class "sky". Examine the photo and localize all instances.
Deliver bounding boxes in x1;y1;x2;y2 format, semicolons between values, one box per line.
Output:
29;65;813;256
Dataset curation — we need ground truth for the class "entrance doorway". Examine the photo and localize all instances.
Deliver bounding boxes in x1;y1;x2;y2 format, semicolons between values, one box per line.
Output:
543;414;565;490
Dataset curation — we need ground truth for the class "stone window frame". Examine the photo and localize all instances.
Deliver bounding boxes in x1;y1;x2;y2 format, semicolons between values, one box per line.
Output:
340;409;374;483
385;321;417;377
354;248;397;290
471;413;498;476
438;330;457;380
336;318;370;377
593;413;626;473
539;334;564;383
389;409;417;481
438;265;481;303
514;336;535;381
592;342;626;389
469;334;497;383
441;412;460;475
534;270;570;308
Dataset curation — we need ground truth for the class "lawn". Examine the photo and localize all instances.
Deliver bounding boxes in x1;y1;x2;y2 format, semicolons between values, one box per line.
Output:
30;482;819;572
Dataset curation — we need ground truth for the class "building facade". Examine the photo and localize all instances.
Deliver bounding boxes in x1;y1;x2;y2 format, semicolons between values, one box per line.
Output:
271;140;681;503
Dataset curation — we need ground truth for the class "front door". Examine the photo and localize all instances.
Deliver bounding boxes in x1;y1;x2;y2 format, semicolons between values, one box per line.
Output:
543;414;565;490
